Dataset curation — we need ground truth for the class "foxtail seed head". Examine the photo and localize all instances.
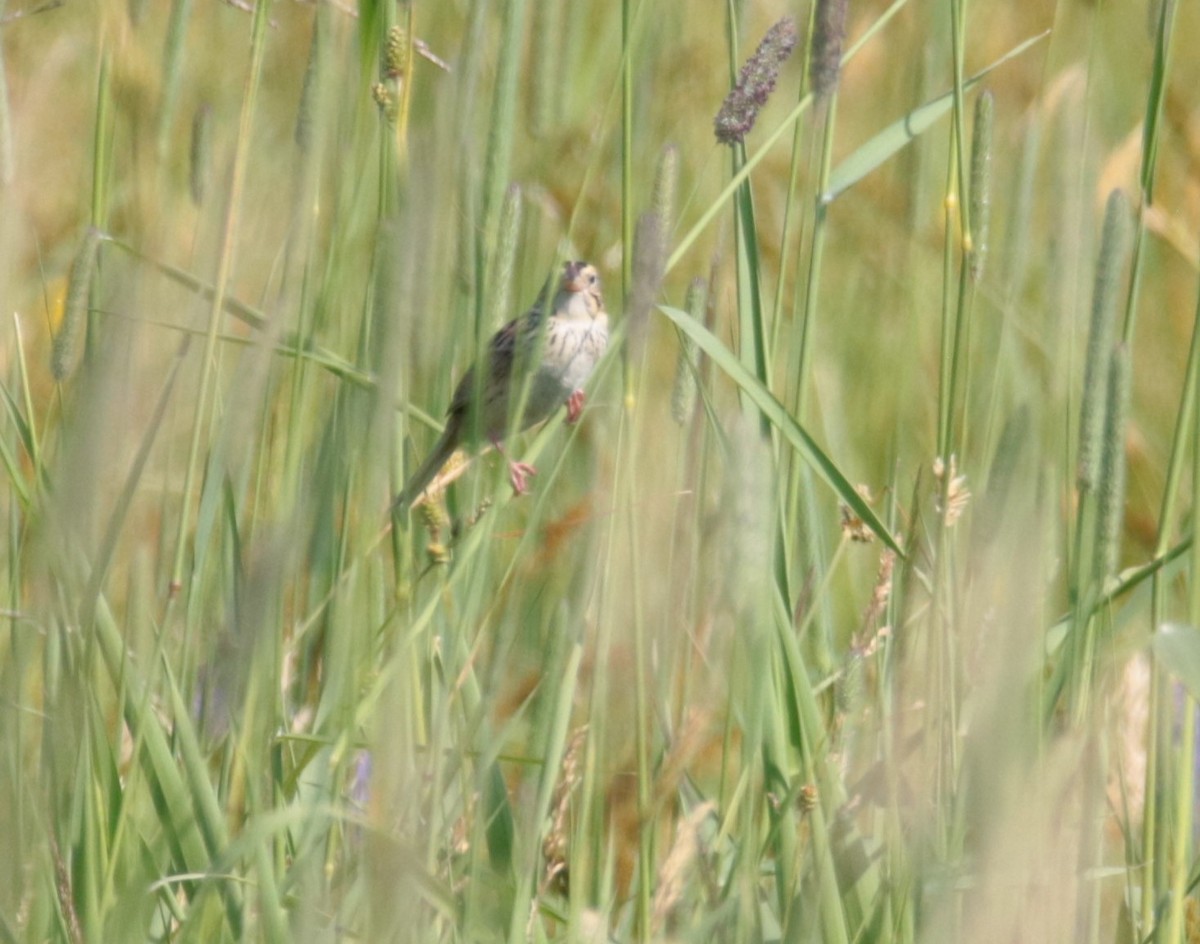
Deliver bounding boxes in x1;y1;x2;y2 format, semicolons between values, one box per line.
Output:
714;17;798;145
1095;343;1131;581
968;90;994;282
810;0;848;99
1078;190;1131;491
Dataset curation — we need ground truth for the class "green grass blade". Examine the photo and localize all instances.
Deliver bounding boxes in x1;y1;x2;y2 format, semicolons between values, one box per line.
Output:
658;304;903;555
824;30;1048;201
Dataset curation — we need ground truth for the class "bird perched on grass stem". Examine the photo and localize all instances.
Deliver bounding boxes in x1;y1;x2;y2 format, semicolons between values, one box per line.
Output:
393;260;608;511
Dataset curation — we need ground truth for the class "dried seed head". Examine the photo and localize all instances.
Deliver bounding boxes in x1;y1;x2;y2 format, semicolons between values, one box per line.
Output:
651;802;716;933
933;455;970;527
714;17;798;145
810;0;848;99
541;726;588;895
860;548;896;634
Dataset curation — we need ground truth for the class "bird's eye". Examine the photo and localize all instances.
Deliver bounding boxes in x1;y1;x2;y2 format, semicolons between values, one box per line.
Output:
588;272;597;284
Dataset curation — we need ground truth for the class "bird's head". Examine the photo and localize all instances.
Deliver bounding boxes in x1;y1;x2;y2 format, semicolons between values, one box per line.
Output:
556;260;604;319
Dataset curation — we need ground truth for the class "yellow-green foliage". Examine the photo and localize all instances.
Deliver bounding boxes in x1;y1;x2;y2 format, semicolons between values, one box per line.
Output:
0;3;1197;943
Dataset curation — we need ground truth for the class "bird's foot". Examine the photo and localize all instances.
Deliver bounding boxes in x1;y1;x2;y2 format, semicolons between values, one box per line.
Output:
490;436;538;496
566;389;586;425
508;461;537;496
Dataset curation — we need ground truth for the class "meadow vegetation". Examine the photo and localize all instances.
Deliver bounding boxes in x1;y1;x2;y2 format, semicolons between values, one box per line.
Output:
2;0;1199;940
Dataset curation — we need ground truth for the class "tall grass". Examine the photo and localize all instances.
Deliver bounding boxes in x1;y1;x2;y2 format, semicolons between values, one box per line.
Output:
1;1;1199;941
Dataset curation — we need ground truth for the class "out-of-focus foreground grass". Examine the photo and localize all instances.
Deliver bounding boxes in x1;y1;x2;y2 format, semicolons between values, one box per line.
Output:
2;0;1200;941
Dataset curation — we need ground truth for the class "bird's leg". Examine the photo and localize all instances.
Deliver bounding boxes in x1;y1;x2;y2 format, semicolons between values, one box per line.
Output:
566;389;586;425
489;437;537;495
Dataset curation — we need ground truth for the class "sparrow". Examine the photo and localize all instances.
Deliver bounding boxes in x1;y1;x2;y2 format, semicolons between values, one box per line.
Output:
393;260;609;511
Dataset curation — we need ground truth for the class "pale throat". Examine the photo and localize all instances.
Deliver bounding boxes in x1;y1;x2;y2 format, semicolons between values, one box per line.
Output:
556;290;600;321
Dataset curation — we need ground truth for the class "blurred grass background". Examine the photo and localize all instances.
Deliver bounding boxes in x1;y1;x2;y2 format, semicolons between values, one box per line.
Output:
3;0;1200;941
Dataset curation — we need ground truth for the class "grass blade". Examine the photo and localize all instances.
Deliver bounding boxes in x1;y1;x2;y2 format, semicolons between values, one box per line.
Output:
658;304;903;555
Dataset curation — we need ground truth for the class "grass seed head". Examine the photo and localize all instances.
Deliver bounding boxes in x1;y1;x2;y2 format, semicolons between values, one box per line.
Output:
385;24;408;79
1095;343;1131;580
933;455;970;527
968;90;994;282
714;17;798;145
52;228;101;381
627;210;666;354
810;0;848;99
1078;189;1131;490
652;142;679;239
651;801;716;934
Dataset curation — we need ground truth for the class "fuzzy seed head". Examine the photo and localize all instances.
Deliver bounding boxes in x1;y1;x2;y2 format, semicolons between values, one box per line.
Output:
714;17;798;145
651;802;716;934
968;91;994;282
652;143;679;239
724;419;774;619
810;0;848;99
1078;190;1131;491
1095;343;1131;580
933;455;970;527
627;210;667;355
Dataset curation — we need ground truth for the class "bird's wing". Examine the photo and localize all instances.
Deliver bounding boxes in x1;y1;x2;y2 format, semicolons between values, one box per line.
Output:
446;311;539;417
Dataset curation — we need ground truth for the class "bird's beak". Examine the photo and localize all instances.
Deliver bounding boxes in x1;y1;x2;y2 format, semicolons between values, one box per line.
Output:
563;261;586;293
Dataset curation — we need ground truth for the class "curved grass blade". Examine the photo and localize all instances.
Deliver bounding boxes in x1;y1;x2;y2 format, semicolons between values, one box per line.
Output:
658;304;903;556
1046;536;1193;650
666;0;911;275
824;30;1048;202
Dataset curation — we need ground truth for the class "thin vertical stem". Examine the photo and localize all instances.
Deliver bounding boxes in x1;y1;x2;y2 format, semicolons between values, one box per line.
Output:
168;0;271;596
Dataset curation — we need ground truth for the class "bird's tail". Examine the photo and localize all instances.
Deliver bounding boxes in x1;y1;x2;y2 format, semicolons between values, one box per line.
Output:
392;424;459;512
